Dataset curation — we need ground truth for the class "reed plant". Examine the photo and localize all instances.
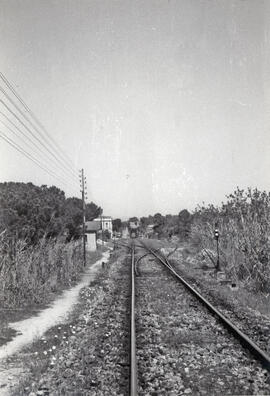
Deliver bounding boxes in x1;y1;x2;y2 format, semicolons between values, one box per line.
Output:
0;234;83;307
190;188;270;293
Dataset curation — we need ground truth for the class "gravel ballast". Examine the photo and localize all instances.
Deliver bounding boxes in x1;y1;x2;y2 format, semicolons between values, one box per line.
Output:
135;247;270;395
164;246;270;355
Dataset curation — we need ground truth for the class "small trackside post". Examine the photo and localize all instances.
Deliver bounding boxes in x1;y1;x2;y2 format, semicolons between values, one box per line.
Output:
214;226;220;271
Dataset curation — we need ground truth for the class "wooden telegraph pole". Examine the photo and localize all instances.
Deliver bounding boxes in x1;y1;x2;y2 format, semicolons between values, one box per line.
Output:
80;168;87;266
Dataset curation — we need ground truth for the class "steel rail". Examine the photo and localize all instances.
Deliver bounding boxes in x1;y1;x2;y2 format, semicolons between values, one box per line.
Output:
130;244;138;395
134;248;163;276
141;242;270;371
115;241;133;250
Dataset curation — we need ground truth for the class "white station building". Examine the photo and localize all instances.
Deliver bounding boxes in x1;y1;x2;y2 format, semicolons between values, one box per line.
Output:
84;216;113;251
93;216;113;238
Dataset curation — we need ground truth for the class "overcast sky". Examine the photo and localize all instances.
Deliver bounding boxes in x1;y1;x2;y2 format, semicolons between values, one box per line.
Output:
0;0;269;218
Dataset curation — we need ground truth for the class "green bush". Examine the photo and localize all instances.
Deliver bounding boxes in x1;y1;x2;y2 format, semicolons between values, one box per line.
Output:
0;182;102;243
191;188;270;293
0;234;83;307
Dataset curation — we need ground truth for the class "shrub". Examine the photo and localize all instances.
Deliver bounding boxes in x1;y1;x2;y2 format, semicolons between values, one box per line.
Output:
190;188;270;293
0;234;83;307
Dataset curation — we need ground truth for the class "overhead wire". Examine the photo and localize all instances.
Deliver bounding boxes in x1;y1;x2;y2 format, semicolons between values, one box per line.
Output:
0;99;78;184
0;119;78;190
0;130;78;193
0;118;40;153
0;135;78;192
0;89;78;180
0;72;82;195
0;111;78;185
0;72;77;176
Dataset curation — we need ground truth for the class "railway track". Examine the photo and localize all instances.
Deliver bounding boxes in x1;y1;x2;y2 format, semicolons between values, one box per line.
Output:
124;240;270;395
11;240;269;394
139;240;270;372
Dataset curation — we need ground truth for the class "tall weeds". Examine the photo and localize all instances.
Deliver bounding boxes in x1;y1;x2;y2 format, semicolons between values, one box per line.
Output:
191;188;270;293
0;235;83;307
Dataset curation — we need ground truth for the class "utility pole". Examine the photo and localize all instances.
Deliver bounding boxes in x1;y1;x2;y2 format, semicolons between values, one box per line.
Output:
100;215;104;246
79;168;87;266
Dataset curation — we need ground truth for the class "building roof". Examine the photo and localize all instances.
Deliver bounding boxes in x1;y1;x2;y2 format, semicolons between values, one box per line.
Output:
85;221;101;232
93;216;112;221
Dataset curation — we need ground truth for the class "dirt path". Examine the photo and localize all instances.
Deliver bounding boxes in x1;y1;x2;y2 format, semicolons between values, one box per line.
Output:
0;250;110;394
9;248;129;395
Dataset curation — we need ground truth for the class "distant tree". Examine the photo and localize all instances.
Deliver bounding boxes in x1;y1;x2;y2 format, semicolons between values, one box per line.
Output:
140;217;147;224
153;213;164;225
64;198;82;240
178;209;191;222
178;209;192;240
63;198;102;240
0;182;102;244
86;202;102;221
162;214;179;237
128;216;139;223
140;216;155;230
140;217;148;232
112;218;122;232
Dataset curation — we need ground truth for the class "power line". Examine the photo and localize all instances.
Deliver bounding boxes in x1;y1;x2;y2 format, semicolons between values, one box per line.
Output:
1;73;77;174
0;118;38;153
0;73;74;166
0;111;78;185
0;89;78;180
0;130;79;192
0;119;78;188
0;111;51;161
0;99;78;184
0;72;77;176
0;131;67;185
0;72;81;195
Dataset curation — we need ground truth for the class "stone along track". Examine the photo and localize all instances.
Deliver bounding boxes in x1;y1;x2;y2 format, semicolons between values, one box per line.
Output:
134;243;270;396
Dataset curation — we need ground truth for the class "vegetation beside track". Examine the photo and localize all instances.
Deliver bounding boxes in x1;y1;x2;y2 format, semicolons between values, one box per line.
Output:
0;181;104;307
0;236;85;307
135;187;270;295
190;188;270;294
137;188;270;336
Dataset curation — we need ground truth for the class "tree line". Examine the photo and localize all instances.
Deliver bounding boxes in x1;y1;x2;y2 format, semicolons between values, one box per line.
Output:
0;182;102;244
112;210;192;240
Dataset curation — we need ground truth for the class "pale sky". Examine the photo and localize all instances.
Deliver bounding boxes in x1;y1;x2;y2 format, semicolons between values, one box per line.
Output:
0;0;269;218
